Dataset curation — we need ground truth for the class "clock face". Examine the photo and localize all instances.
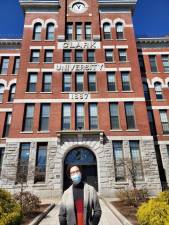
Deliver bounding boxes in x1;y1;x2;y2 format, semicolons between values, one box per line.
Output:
71;1;87;13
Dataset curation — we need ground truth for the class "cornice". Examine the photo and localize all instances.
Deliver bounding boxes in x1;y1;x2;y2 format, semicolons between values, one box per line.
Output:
137;37;169;49
0;39;22;49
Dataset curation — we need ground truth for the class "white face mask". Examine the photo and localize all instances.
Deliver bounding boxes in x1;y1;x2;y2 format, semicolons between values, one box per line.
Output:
70;172;82;185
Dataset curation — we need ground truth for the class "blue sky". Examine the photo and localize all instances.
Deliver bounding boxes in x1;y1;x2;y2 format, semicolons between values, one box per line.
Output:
0;0;169;38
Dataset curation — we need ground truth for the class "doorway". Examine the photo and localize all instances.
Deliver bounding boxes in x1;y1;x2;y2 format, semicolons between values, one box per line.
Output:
64;147;98;191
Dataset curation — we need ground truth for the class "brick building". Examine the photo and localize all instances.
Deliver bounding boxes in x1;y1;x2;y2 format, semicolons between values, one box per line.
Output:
0;0;168;199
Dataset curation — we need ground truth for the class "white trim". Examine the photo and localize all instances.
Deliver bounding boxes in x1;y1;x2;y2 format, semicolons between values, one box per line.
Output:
0;79;7;89
6;137;58;143
157;141;169;145
116;45;128;49
43;46;55;49
108;136;153;141
14;97;145;103
0;108;13;112
44;19;58;27
7;79;17;90
104;68;117;72
27;68;40;72
41;68;54;72
103;45;115;49
118;67;131;71
30;46;42;50
99;11;131;14
101;18;113;28
25;12;59;14
113;18;125;26
24;25;33;28
147;106;169;110
0;54;20;56
142;52;169;56
31;18;45;27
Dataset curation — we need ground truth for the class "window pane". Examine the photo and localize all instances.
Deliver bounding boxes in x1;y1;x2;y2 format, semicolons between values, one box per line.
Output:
30;50;40;63
160;110;169;134
0;57;9;74
17;143;30;183
76;73;84;92
87;50;95;62
76;104;84;129
46;23;55;40
8;84;16;102
121;72;131;91
23;104;35;131
75;50;83;62
107;72;116;91
119;49;127;61
0;147;5;175
130;141;144;181
13;57;20;74
162;55;169;72
63;73;71;92
76;23;82;40
103;23;111;39
149;55;158;72
44;50;53;63
116;23;124;39
105;50;113;62
66;23;73;40
27;73;37;92
125;103;136;129
88;73;96;91
2;112;12;137
154;82;163;100
0;84;4;102
62;104;71;130
63;50;71;62
89;103;98;129
85;23;92;40
39;104;50;131
33;23;42;40
110;103;119;129
42;73;52;92
113;141;125;181
35;143;47;183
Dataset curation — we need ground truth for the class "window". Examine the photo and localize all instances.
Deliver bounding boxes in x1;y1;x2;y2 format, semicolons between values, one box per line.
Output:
89;103;98;129
76;103;84;130
62;104;71;130
22;104;35;131
149;55;158;72
76;23;82;40
2;112;12;137
154;82;163;100
39;104;50;131
105;49;113;62
148;110;156;135
130;141;144;181
143;83;150;100
162;55;169;73
42;73;52;92
44;50;53;63
16;143;30;183
46;23;55;40
113;141;125;181
85;23;92;40
110;103;120;129
0;57;9;74
66;23;73;40
88;72;96;91
30;50;40;63
87;50;95;62
119;49;127;62
103;23;111;39
116;22;124;39
159;110;169;134
33;23;42;40
34;143;47;183
63;50;71;62
63;73;71;92
0;84;4;103
8;84;16;102
167;145;169;157
121;72;131;91
13;57;20;74
27;73;37;92
125;102;136;129
0;147;5;176
75;50;83;62
107;72;116;91
138;55;146;73
76;73;84;92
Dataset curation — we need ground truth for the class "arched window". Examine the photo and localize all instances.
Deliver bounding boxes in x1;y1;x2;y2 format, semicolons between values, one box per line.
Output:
8;84;16;102
46;23;55;40
154;82;163;100
143;83;150;100
116;22;124;39
103;23;111;39
0;84;4;103
33;23;42;40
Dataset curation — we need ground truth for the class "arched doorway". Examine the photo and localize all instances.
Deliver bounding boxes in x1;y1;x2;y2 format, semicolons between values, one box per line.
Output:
64;147;98;191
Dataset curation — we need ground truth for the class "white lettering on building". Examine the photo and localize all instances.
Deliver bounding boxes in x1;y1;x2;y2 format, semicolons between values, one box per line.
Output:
58;41;101;49
55;63;104;72
69;92;90;100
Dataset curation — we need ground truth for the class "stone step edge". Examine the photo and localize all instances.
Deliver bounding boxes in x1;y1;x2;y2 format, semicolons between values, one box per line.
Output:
28;203;55;225
100;197;133;225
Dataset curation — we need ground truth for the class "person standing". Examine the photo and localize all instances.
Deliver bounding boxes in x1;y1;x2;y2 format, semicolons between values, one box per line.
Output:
59;165;102;225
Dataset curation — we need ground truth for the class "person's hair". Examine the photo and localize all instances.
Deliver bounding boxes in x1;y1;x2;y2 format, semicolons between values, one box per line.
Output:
66;165;82;178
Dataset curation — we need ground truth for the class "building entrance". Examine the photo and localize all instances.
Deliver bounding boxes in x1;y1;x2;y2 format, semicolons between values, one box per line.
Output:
64;147;98;191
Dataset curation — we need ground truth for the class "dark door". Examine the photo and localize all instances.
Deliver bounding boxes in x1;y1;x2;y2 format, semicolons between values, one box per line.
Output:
64;147;98;191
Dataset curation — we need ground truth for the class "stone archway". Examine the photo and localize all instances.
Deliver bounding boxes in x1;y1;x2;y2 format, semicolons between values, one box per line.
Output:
63;147;98;191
